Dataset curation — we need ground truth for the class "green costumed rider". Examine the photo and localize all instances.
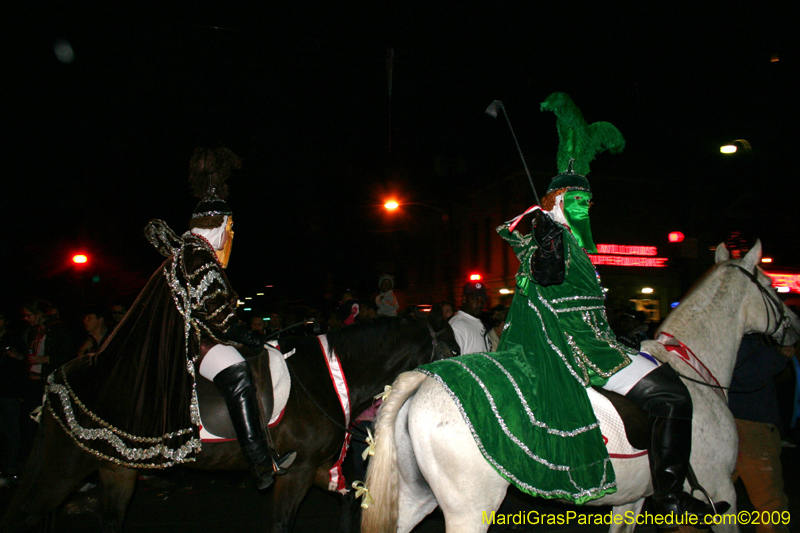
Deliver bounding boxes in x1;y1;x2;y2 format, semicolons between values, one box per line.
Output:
505;93;729;518
421;93;729;518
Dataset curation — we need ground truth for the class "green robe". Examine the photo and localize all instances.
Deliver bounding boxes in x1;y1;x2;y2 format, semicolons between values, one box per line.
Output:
419;219;634;503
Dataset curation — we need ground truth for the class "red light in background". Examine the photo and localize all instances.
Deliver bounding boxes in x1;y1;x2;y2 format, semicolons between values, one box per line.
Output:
469;273;482;281
72;254;88;264
668;232;685;243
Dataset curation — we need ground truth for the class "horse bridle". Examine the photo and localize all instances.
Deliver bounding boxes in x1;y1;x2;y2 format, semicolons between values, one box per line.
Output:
729;264;795;345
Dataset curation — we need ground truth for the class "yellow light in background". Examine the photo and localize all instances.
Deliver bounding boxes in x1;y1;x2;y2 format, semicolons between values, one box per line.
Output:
384;200;399;210
256;292;265;296
641;287;654;294
499;288;514;295
721;139;751;155
761;257;773;263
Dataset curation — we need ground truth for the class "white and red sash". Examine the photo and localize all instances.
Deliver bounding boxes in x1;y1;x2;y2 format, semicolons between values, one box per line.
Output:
317;334;352;493
656;332;725;402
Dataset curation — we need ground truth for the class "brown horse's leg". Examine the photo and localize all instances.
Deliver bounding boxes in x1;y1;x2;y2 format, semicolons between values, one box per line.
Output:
97;464;138;533
0;411;101;532
269;466;317;533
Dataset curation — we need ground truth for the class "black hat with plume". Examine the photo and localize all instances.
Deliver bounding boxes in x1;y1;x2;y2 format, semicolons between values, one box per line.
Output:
188;147;241;224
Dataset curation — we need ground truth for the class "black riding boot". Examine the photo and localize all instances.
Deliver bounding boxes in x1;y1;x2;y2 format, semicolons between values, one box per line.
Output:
625;365;729;519
213;361;296;490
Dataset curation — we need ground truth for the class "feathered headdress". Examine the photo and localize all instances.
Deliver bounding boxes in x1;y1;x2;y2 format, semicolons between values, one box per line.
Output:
540;92;625;194
188;147;241;221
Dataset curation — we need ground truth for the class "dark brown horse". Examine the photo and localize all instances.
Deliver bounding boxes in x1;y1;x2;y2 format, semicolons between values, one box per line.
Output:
0;308;458;533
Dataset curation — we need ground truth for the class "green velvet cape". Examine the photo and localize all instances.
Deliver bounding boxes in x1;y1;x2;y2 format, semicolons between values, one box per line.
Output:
418;220;634;503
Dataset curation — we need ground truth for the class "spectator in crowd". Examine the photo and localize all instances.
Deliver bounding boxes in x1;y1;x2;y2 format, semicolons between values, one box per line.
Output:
249;314;268;345
108;303;127;331
441;301;455;321
0;311;26;485
336;289;360;326
266;311;284;336
375;274;399;317
609;306;650;351
487;305;508;352
449;281;489;355
728;334;795;533
77;306;110;358
359;300;378;321
14;299;73;449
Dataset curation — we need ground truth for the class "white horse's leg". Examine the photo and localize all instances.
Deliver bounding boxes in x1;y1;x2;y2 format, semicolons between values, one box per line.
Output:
609;499;645;533
688;389;739;532
408;379;509;533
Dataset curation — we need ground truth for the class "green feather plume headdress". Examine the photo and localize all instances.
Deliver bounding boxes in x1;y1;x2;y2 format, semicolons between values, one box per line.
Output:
540;92;625;194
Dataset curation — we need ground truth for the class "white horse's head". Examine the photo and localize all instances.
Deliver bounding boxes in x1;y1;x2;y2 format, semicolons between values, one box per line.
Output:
715;240;800;345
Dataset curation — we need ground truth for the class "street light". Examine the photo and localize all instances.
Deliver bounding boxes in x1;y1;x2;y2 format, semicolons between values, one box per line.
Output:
384;200;399;211
720;139;751;154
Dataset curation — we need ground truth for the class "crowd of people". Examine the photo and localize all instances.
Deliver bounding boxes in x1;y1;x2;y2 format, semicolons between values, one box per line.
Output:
0;299;128;486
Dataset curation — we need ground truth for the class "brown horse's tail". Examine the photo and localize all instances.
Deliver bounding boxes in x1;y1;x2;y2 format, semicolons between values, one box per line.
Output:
361;371;427;533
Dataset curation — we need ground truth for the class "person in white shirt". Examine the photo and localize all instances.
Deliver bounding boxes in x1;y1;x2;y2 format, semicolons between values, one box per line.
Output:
449;281;490;355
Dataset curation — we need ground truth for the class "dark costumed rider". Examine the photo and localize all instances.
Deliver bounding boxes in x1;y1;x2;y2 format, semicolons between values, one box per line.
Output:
45;147;294;490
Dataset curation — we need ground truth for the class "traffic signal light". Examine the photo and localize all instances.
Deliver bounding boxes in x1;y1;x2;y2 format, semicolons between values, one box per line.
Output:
667;232;684;243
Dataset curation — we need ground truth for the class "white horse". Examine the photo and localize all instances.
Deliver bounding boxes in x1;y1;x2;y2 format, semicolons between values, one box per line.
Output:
362;241;800;533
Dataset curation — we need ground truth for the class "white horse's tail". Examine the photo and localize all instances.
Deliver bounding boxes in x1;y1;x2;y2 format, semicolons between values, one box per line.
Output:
361;371;427;533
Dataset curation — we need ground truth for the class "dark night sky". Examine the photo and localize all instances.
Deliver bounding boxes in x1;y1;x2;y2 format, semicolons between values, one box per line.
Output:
4;2;799;312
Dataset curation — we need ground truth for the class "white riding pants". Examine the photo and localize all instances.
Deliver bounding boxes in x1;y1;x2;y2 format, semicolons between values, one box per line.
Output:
198;344;245;381
602;352;660;395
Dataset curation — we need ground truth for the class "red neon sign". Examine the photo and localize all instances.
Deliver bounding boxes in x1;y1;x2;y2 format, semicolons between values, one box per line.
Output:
595;244;657;256
765;272;800;294
590;255;668;268
590;243;668;268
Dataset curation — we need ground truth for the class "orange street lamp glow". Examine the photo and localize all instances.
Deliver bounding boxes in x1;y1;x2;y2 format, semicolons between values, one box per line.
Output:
384;200;399;211
72;254;88;264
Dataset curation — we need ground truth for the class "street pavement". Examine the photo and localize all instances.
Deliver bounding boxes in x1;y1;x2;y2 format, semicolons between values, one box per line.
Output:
2;446;798;532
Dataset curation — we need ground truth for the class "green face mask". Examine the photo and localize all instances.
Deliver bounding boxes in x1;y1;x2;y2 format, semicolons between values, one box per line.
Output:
563;191;597;253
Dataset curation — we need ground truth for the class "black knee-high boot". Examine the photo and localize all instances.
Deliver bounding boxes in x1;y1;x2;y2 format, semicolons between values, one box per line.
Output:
625;364;729;518
213;361;296;490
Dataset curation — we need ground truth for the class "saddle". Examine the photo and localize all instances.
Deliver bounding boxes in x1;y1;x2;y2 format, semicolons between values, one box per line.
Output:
590;387;648;451
196;343;292;441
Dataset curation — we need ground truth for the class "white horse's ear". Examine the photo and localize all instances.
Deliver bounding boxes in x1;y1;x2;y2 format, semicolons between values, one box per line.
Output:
714;243;730;264
742;240;763;271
